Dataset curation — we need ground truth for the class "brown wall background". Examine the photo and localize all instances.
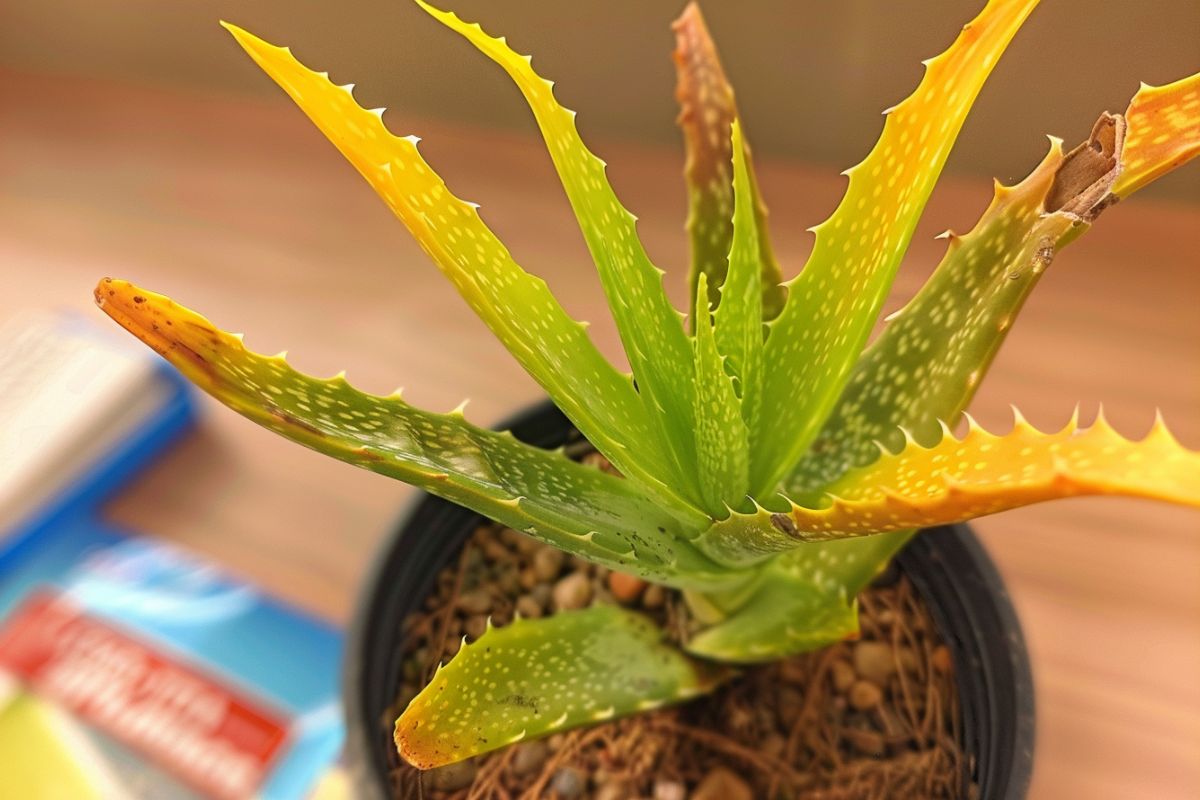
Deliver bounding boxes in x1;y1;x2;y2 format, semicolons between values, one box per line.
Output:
4;0;1198;201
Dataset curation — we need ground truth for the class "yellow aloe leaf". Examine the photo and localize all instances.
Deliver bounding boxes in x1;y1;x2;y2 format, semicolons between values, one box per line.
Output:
413;2;702;505
1114;72;1200;198
752;0;1040;496
672;2;786;319
94;278;743;591
220;22;694;514
701;411;1198;560
818;411;1200;531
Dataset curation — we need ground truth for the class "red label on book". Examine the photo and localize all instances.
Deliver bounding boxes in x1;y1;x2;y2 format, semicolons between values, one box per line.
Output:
0;591;290;799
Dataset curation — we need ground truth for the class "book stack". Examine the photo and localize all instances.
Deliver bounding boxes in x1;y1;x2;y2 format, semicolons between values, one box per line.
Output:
0;313;344;799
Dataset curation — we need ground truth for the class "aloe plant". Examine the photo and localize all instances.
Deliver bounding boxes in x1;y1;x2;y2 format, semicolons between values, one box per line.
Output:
95;0;1199;771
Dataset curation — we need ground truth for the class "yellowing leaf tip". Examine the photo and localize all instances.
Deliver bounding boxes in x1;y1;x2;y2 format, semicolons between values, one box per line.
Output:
220;20;276;53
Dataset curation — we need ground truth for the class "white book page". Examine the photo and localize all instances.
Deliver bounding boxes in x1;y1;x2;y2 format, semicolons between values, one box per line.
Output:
0;313;173;533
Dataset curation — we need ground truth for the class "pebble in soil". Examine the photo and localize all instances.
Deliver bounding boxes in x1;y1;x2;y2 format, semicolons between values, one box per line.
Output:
389;523;968;799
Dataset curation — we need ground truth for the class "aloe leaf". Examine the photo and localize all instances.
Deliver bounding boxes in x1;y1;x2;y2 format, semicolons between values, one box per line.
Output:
714;120;767;440
685;570;858;664
221;23;694;515
701;410;1200;560
688;530;908;662
672;2;785;320
792;71;1200;499
774;71;1200;597
1113;72;1200;198
695;71;1200;651
691;273;750;514
688;121;768;515
751;0;1040;496
414;2;701;505
94;279;746;591
395;605;729;768
788;140;1077;499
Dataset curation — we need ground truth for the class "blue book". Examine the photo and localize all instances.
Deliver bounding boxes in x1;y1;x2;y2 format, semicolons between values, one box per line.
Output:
0;313;344;799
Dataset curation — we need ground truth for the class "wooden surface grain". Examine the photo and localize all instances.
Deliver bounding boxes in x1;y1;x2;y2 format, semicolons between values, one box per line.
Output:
3;71;1197;799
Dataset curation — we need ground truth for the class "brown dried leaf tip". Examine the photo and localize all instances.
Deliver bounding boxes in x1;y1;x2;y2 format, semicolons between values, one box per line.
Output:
1046;112;1126;219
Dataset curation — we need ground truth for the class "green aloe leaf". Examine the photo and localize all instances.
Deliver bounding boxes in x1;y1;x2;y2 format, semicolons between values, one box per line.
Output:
222;22;693;515
94;279;744;592
777;69;1200;598
751;0;1040;496
687;119;768;515
736;530;912;653
395;605;729;768
693;68;1200;653
672;2;785;320
686;567;858;664
792;71;1200;501
691;273;749;514
788;138;1079;499
714;120;768;441
415;1;702;506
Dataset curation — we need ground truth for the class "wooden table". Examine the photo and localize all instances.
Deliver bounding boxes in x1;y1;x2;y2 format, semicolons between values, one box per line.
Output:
3;71;1197;799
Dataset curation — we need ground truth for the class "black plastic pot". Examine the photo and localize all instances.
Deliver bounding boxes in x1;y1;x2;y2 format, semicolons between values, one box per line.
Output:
343;402;1035;799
